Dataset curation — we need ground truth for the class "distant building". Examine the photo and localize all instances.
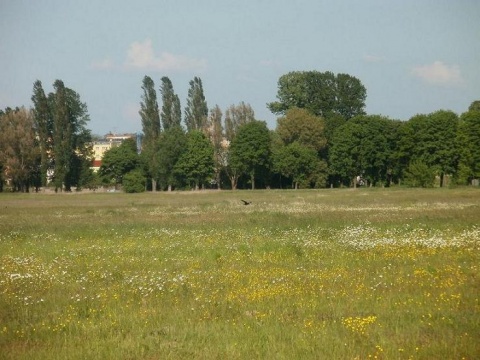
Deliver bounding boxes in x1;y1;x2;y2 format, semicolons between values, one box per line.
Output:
104;132;136;142
91;132;136;172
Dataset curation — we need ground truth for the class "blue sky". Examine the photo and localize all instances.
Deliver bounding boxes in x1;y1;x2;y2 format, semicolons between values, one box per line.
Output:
1;0;479;135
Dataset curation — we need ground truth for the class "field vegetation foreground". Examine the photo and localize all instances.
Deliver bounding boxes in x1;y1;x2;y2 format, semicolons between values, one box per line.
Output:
0;188;479;359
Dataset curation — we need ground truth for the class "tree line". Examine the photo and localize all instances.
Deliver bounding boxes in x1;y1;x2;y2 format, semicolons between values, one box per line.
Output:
1;71;479;192
0;80;93;192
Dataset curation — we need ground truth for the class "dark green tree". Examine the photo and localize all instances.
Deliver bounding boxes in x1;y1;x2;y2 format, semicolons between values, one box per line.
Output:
273;141;326;189
335;73;368;120
80;168;101;191
276;107;327;152
184;77;208;132
52;80;70;191
31;80;52;186
328;120;363;187
229;121;271;190
50;81;91;192
69;127;94;191
140;75;161;140
468;100;480;112
323;113;346;146
160;76;181;130
174;130;214;190
139;75;161;190
123;169;146;193
157;126;187;191
329;115;396;187
399;110;458;187
268;71;366;119
222;102;255;189
322;113;347;186
456;109;480;184
404;160;435;188
65;87;92;191
99;138;139;189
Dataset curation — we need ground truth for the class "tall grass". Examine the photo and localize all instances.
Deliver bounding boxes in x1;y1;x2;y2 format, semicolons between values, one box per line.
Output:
0;188;479;359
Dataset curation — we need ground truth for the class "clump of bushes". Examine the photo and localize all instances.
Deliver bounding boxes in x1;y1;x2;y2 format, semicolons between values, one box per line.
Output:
122;170;146;193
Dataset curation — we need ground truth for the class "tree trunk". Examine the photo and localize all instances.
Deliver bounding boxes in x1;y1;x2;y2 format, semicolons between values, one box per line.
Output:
216;170;221;190
251;173;255;190
152;179;157;192
230;176;237;190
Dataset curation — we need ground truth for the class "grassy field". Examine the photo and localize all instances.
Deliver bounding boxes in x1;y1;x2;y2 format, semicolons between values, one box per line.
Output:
0;188;479;359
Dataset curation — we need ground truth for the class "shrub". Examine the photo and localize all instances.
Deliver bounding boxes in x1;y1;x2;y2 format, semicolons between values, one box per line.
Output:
404;160;435;188
122;169;146;193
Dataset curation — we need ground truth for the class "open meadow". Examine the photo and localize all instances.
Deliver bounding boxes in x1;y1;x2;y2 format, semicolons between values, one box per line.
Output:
0;188;479;359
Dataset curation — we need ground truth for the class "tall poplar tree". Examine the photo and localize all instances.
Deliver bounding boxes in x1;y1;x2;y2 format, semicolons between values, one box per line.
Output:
51;80;92;191
139;75;161;191
52;80;71;191
31;80;52;186
207;105;224;188
140;76;161;142
184;77;208;132
160;76;181;130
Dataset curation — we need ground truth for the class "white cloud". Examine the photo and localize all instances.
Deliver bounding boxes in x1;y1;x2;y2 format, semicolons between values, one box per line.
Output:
411;61;464;86
124;38;207;72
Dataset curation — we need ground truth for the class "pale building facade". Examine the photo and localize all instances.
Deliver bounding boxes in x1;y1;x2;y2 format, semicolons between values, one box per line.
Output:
91;133;136;172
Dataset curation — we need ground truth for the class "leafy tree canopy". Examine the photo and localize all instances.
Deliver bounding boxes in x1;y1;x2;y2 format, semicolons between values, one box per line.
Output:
276;107;327;152
273;141;325;189
174;130;214;189
468;100;480;112
399;110;458;186
329;115;395;186
51;80;92;191
157;126;188;190
0;108;39;192
160;76;181;130
456;109;480;183
184;77;208;132
123;169;146;193
229;120;271;189
139;75;161;144
99;138;139;188
268;71;366;120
